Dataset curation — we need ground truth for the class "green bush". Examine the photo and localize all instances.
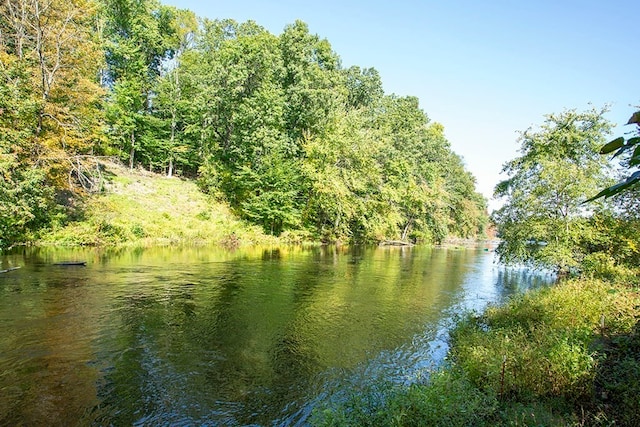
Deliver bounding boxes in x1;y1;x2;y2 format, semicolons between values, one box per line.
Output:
0;165;57;249
130;223;146;238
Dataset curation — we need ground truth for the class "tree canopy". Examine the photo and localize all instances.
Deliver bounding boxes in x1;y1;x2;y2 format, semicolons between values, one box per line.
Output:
492;107;613;273
0;2;489;248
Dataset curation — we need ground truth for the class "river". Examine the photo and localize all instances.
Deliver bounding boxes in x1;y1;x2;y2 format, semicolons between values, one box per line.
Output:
0;245;552;426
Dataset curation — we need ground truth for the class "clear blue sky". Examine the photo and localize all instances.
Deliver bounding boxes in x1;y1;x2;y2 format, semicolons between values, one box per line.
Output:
162;0;638;210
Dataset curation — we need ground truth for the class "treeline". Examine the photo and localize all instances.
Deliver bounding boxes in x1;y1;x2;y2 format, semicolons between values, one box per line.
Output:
0;0;487;247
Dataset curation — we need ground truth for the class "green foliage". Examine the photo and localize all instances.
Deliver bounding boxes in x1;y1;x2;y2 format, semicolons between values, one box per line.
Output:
587;110;640;201
301;109;391;241
594;321;640;426
493;107;613;272
101;0;190;169
280;20;344;143
311;370;498;427
0;160;56;249
182;19;488;240
1;1;488;246
0;0;104;248
236;152;303;235
343;66;384;110
450;278;639;424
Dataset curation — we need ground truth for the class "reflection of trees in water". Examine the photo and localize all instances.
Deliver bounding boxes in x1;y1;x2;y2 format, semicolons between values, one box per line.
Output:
94;262;242;425
0;258;100;426
496;267;555;294
1;245;541;426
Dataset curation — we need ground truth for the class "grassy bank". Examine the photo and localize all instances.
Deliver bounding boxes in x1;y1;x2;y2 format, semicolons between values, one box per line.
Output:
311;277;639;426
39;162;279;247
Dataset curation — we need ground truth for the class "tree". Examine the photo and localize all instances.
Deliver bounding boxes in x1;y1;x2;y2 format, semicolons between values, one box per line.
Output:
0;0;104;248
301;108;389;241
0;159;55;249
279;20;344;147
101;0;184;169
148;8;197;176
237;151;303;235
0;0;105;164
493;107;613;273
343;66;384;110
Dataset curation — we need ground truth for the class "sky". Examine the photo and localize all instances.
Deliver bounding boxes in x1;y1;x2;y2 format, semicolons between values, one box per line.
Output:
162;0;638;211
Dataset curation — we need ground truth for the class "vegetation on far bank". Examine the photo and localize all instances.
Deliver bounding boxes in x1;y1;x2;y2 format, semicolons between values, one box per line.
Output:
1;0;488;250
36;161;278;248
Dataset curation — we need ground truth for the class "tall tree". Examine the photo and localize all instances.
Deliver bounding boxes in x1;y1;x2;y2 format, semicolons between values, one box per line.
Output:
493;106;613;272
184;19;301;232
279;20;344;147
343;66;384;111
101;0;182;169
301;108;389;241
0;0;104;248
149;7;197;176
1;0;104;163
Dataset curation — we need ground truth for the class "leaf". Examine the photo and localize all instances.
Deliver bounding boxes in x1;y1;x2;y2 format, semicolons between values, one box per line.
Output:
626;136;640;146
599;136;624;154
606;172;640;196
630;145;640;167
626;111;640;125
584;171;640;202
612;142;635;159
584;188;611;203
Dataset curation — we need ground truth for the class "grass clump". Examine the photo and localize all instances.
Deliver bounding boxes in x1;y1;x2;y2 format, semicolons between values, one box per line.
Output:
312;370;498;427
38;162;278;247
311;278;640;426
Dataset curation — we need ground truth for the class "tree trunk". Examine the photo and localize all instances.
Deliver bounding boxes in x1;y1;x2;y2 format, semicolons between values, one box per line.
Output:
129;130;135;170
168;108;176;177
4;0;27;59
401;218;413;241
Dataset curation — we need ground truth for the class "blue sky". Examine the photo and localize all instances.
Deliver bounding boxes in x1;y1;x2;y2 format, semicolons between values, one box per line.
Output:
162;0;638;210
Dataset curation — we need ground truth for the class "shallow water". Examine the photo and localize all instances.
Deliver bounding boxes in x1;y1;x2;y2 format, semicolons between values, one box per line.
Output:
0;245;552;425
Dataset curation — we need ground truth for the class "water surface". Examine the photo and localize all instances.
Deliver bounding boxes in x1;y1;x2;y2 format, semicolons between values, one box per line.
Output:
0;245;552;425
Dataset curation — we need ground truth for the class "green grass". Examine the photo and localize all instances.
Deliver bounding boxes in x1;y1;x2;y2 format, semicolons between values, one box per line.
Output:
39;162;279;247
311;278;640;426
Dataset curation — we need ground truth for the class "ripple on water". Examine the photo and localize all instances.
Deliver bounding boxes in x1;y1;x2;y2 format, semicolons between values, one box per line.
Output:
0;246;554;426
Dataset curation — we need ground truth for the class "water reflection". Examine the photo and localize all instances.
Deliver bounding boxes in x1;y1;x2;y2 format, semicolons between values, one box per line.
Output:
0;246;553;426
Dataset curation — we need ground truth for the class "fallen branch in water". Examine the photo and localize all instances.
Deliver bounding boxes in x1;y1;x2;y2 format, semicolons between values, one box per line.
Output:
379;240;414;247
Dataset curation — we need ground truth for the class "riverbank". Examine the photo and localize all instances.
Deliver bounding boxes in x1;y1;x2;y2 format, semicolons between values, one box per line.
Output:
311;276;640;426
36;162;491;249
38;162;279;248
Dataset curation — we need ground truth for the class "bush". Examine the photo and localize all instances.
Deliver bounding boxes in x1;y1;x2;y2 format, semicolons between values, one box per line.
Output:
0;164;57;249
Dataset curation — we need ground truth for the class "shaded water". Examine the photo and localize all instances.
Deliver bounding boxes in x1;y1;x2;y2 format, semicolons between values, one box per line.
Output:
0;245;552;426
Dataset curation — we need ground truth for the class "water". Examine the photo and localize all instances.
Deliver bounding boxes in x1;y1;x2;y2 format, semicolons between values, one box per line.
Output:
0;245;552;426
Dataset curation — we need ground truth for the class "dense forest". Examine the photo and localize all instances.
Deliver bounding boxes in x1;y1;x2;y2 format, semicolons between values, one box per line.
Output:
0;0;488;248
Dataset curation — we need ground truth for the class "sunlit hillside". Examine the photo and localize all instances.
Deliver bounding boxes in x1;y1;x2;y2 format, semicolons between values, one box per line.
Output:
40;162;277;247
